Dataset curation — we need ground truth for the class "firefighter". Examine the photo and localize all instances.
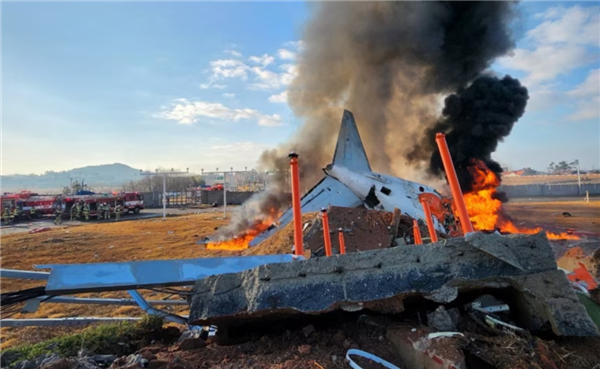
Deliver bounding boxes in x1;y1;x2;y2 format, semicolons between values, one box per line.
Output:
2;207;10;224
83;203;90;221
11;207;20;224
115;204;122;221
70;204;77;221
53;206;62;225
96;203;103;220
76;201;83;220
29;205;37;220
104;203;111;220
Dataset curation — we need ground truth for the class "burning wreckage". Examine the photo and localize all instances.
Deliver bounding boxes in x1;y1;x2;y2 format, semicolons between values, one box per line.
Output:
2;110;600;367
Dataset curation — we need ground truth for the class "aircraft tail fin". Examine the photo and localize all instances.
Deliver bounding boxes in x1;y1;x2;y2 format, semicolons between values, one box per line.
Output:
331;110;371;172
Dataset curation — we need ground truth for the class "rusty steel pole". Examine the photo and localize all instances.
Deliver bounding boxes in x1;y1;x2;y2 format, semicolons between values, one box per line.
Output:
289;152;304;256
321;208;332;257
338;228;346;255
434;133;475;235
420;198;438;243
413;219;423;245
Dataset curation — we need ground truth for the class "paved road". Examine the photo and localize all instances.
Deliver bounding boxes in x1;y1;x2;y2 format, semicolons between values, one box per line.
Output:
508;196;599;203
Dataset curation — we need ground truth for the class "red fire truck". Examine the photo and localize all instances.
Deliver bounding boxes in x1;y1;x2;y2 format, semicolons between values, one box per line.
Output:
1;191;56;219
1;191;144;221
62;192;144;218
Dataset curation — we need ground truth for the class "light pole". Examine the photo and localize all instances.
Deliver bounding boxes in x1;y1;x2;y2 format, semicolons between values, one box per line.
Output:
140;168;188;221
576;160;581;195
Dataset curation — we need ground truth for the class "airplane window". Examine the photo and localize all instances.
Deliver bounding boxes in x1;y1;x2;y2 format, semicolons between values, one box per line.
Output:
380;187;391;195
419;186;425;192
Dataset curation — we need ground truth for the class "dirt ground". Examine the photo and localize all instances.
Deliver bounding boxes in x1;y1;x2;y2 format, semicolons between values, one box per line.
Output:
1;199;600;356
504;199;600;234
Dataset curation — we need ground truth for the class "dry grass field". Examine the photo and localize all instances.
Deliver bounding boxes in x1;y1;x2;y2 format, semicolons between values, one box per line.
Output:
504;199;600;233
0;214;236;349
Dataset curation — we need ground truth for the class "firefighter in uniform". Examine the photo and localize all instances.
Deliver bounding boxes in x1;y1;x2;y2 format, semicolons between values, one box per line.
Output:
96;203;103;220
115;204;122;221
83;203;90;221
104;203;111;220
29;206;36;220
70;204;77;221
76;202;83;220
2;207;10;224
54;206;62;225
12;207;20;224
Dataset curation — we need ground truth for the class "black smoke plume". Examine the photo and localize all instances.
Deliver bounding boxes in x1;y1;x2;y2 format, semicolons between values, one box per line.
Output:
262;1;518;188
223;2;523;238
410;75;529;193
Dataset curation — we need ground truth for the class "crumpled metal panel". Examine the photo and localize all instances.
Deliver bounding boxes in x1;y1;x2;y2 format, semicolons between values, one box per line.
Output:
38;255;299;294
249;176;363;246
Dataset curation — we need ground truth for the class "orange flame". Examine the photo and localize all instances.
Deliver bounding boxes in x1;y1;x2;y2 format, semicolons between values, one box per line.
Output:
206;209;281;251
463;160;579;240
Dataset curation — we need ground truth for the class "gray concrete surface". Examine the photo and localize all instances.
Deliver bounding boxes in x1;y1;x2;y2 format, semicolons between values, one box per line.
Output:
189;232;599;337
0;206;239;236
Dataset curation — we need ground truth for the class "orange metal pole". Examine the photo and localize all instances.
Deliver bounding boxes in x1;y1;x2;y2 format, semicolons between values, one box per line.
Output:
434;133;475;235
338;228;346;255
289;152;304;256
420;198;438;243
321;208;332;256
413;219;423;245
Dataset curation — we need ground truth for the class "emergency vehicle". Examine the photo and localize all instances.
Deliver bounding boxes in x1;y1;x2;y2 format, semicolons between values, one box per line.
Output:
62;192;144;218
1;191;143;221
1;193;22;219
1;191;56;219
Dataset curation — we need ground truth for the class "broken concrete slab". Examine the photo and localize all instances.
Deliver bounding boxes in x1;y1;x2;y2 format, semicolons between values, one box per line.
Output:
465;231;524;271
189;232;599;337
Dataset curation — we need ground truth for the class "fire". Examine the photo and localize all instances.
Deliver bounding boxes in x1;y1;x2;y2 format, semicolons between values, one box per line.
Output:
463;160;579;240
206;209;281;251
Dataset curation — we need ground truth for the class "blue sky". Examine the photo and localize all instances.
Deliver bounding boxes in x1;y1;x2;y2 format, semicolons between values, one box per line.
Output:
2;1;599;176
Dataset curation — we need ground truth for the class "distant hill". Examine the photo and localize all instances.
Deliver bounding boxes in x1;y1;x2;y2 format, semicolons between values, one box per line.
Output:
1;163;142;193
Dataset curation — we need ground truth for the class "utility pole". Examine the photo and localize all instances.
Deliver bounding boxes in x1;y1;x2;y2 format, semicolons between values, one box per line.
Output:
223;168;227;217
572;159;581;195
576;160;581;195
140;168;188;221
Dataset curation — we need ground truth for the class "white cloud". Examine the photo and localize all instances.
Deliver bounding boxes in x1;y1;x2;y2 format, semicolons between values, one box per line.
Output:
566;69;600;121
225;49;242;58
200;41;301;91
284;40;305;52
268;91;287;103
248;64;298;90
159;99;283;127
200;82;227;89
223;92;236;98
209;59;249;80
498;5;599;85
249;54;275;67
528;6;599;46
499;45;595;85
277;49;296;60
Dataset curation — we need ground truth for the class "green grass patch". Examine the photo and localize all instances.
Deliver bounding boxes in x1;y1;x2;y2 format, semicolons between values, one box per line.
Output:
3;316;171;364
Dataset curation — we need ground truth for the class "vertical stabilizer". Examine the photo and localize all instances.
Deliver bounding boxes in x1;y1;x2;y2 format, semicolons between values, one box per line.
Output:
331;110;371;172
